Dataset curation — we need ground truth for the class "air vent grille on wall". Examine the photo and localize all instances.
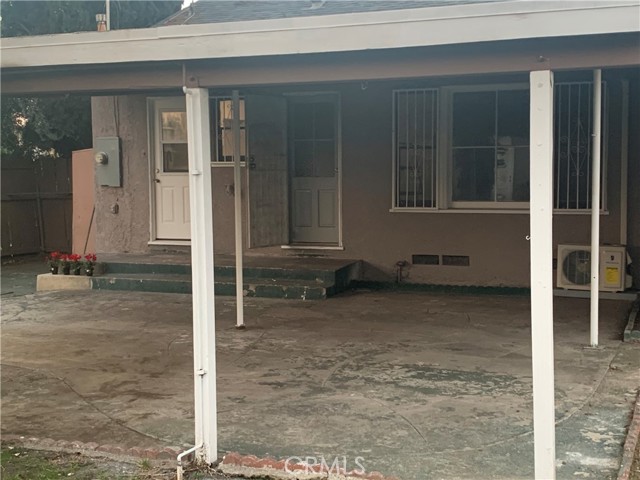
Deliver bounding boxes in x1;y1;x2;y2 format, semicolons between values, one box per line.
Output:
442;255;470;267
412;254;440;265
411;255;470;266
556;244;631;293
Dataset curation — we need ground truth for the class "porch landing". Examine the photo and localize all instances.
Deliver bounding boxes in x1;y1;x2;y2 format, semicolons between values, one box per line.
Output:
92;253;361;300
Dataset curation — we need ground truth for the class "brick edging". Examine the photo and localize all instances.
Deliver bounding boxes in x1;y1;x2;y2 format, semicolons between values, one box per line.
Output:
618;391;640;480
219;452;400;480
0;434;182;461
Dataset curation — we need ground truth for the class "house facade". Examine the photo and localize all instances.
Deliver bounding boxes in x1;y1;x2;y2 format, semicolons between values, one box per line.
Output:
4;0;640;288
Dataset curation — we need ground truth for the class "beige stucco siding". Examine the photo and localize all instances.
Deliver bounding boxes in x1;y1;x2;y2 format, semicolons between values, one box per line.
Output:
627;76;640;288
91;96;150;254
90;71;636;287
336;80;624;286
91;95;248;254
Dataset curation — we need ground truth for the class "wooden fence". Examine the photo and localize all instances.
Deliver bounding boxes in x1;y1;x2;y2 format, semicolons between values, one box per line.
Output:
1;155;72;256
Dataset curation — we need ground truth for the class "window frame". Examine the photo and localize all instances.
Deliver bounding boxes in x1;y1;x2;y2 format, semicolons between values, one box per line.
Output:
210;96;248;167
442;82;530;210
390;87;440;211
553;80;608;212
152;97;188;176
390;81;608;214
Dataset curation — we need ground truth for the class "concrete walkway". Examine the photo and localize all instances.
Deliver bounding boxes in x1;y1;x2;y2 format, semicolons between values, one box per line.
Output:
1;286;638;479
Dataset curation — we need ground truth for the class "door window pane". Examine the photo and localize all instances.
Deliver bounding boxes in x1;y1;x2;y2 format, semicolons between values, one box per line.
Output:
161;112;187;143
293;140;314;177
163;144;189;172
293;104;314;139
314;102;335;140
291;100;336;178
315;140;335;177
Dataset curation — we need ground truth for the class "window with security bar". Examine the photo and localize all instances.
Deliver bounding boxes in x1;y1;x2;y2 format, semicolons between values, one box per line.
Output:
554;81;606;210
211;98;246;164
393;89;438;208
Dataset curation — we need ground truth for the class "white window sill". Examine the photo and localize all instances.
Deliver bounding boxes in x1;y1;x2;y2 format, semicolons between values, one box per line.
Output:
210;162;246;168
389;208;610;215
281;244;344;251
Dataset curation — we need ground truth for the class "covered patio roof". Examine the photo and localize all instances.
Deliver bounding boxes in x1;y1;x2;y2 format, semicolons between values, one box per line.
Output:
1;3;638;478
1;1;639;96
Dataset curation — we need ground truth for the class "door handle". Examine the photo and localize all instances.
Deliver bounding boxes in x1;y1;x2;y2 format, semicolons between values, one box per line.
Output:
249;155;256;170
154;178;161;183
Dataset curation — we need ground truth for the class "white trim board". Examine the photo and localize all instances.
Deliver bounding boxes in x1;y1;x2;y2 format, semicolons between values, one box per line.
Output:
2;1;638;69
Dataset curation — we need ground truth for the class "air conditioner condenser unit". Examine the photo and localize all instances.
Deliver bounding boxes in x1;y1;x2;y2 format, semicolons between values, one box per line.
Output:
556;244;632;293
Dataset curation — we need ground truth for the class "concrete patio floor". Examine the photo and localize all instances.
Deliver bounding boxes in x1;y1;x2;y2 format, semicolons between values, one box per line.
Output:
1;285;638;479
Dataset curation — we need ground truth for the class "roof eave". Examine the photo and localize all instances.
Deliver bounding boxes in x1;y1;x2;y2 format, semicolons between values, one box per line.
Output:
1;0;639;70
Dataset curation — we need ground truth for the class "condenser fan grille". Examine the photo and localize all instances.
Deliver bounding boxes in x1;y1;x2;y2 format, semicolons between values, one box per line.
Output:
563;250;591;286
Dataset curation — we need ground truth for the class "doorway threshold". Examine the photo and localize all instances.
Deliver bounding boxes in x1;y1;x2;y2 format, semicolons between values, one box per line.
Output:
148;240;191;246
281;244;344;251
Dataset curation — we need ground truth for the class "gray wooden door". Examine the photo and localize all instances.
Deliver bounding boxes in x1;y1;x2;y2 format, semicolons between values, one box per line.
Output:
289;95;339;244
246;95;288;247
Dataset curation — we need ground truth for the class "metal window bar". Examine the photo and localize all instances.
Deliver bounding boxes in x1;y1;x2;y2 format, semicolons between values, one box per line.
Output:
212;97;246;163
553;81;605;211
422;90;427;208
405;92;410;207
393;89;438;208
412;91;424;207
555;86;562;209
576;84;581;209
586;82;592;209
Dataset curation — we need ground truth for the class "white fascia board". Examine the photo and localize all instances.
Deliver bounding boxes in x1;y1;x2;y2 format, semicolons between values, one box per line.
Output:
1;1;639;69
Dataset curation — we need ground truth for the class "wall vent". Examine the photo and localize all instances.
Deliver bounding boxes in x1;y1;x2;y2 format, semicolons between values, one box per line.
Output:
412;254;440;265
442;255;470;267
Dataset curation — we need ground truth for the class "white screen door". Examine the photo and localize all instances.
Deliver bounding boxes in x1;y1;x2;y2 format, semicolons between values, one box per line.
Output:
246;95;289;247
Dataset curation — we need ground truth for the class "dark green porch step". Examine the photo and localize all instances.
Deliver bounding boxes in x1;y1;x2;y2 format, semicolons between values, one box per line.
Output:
102;261;353;284
91;273;334;300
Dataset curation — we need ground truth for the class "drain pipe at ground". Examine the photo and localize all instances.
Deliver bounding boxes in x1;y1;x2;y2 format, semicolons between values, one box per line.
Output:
177;443;202;480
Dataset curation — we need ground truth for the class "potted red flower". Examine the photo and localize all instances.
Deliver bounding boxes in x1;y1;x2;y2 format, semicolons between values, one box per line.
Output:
48;251;61;274
59;254;71;275
69;253;82;275
84;253;97;276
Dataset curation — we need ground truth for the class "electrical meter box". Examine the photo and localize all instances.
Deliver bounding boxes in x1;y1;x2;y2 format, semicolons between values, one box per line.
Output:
94;136;121;187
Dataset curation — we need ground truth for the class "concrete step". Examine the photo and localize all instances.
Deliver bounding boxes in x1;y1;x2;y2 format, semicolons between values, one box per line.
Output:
102;261;347;283
92;273;334;300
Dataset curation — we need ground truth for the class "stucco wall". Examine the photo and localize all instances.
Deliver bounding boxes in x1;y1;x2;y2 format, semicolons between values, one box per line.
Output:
210;167;249;254
91;95;150;253
91;95;249;255
91;69;636;287
626;76;640;288
334;79;624;286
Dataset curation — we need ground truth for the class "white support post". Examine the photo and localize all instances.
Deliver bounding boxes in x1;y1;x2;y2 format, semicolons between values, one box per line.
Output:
590;69;602;348
232;90;245;329
184;87;217;464
529;70;556;480
105;0;111;31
